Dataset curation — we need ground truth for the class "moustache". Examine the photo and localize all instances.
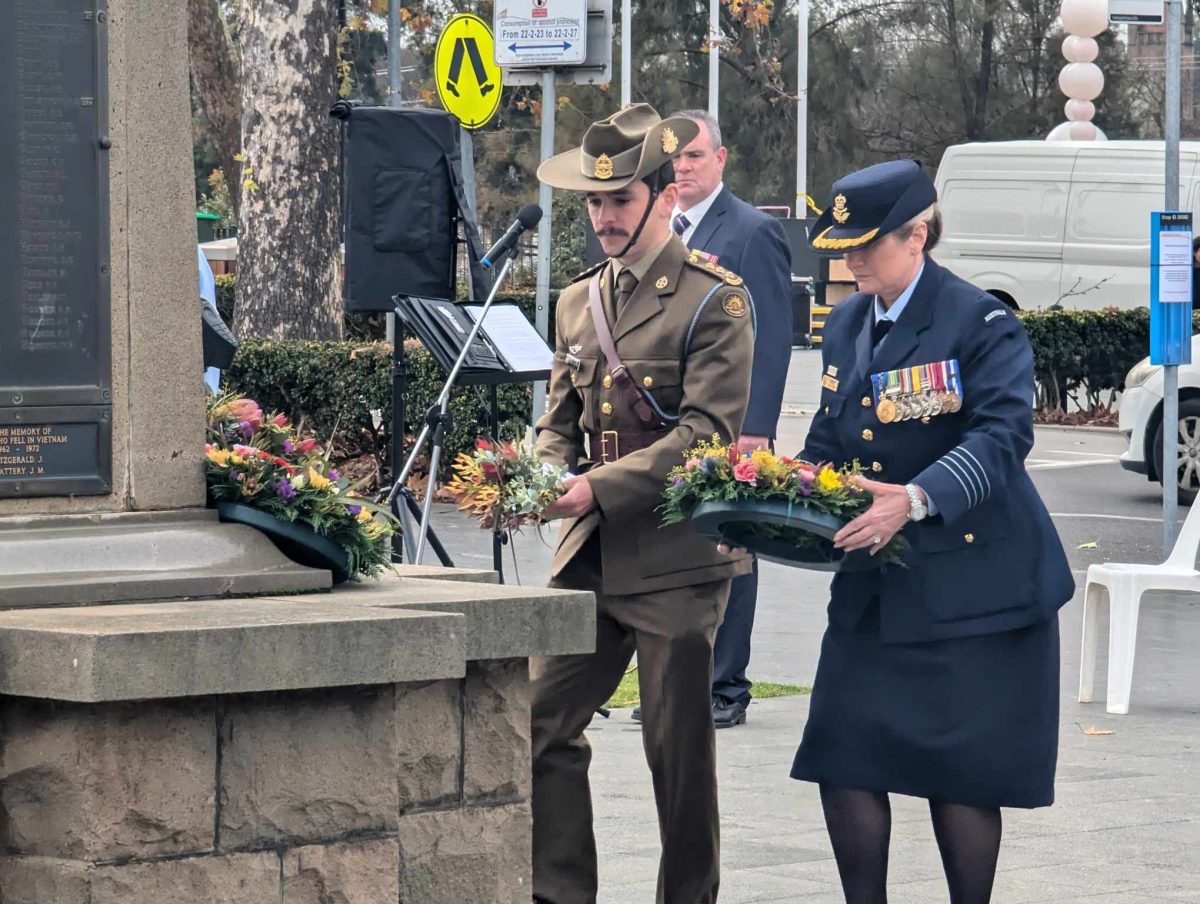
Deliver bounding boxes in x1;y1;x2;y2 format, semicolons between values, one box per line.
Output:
597;229;629;238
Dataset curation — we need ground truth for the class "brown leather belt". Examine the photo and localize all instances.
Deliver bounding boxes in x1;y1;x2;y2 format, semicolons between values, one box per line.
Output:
588;428;672;464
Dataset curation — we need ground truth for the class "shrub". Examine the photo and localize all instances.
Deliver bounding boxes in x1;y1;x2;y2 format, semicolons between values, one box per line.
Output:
224;340;532;488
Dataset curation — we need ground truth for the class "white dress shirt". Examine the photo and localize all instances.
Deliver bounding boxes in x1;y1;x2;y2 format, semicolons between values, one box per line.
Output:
672;182;725;247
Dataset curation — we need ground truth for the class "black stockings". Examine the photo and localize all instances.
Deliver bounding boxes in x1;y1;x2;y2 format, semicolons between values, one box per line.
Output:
929;800;1002;904
819;785;1002;904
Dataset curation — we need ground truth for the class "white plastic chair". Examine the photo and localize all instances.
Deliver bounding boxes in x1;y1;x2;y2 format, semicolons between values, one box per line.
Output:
1078;499;1200;714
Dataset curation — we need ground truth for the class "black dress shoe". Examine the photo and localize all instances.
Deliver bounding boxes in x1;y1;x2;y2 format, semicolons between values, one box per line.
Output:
631;705;642;723
712;696;748;728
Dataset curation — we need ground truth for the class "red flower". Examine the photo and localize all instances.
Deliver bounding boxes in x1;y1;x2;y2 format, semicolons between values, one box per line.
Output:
727;446;741;466
733;460;759;485
270;413;288;428
475;438;493;452
481;461;500;479
294;438;318;454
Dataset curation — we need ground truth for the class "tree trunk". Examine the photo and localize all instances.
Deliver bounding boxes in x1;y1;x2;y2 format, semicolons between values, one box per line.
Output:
235;0;343;341
187;0;242;212
971;0;999;139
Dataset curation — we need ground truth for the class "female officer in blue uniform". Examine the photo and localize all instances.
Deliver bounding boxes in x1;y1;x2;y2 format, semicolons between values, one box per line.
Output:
791;160;1074;903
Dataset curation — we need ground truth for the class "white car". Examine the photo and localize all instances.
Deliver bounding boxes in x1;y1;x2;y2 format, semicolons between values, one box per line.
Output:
1119;334;1200;503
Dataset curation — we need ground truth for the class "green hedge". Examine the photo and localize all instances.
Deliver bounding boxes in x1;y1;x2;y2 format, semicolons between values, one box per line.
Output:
224;339;532;485
1018;308;1199;411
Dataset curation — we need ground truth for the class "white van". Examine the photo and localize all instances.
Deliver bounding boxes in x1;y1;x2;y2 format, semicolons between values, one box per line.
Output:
932;140;1200;311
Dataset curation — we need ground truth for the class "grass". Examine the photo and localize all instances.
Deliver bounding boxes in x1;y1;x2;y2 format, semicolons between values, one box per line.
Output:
604;670;811;709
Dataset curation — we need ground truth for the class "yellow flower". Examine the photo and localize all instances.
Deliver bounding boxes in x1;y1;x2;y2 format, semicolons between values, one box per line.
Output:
357;507;373;523
308;468;332;491
817;467;842;493
206;447;232;467
230;454;246;466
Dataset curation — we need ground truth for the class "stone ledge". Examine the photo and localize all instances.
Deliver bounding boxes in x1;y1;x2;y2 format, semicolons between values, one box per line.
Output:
0;600;465;702
390;564;500;584
281;575;597;661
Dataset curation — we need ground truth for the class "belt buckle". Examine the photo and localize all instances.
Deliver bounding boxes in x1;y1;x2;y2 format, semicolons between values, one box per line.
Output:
601;430;620;463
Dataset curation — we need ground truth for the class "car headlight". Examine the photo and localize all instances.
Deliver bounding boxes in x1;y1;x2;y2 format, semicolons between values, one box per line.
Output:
1125;357;1159;390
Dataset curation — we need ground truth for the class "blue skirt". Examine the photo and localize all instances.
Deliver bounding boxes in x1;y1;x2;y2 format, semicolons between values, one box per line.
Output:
791;604;1060;809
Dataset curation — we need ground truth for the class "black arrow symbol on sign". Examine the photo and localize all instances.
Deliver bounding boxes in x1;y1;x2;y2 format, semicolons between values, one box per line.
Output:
445;36;495;99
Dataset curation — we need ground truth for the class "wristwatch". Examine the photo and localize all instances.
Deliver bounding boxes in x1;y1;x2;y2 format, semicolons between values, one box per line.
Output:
904;483;928;522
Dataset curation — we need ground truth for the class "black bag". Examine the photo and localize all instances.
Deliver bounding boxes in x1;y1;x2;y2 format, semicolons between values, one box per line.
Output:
201;301;239;370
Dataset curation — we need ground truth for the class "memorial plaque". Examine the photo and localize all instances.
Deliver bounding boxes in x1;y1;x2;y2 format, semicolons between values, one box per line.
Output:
0;0;111;496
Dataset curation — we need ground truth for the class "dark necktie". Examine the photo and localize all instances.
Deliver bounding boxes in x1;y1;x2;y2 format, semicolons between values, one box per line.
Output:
672;213;690;237
615;269;639;314
872;316;893;349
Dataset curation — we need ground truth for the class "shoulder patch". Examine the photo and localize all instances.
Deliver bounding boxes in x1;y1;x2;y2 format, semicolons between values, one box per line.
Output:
722;289;749;318
984;308;1008;323
570;260;606;284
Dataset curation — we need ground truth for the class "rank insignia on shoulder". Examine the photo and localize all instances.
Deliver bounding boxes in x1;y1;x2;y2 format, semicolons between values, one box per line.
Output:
655;276;669;289
721;270;744;287
688;249;720;266
572;261;605;283
723;293;748;318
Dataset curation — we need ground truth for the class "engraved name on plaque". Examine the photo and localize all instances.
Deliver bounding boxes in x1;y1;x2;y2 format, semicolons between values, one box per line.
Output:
0;0;112;497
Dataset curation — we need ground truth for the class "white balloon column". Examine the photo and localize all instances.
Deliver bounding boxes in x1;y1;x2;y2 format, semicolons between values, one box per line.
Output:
1048;0;1109;141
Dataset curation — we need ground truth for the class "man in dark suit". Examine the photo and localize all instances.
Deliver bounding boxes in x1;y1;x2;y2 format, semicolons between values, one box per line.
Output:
631;108;793;728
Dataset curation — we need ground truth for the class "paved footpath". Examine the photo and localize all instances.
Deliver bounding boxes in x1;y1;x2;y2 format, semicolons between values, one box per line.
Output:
431;349;1200;903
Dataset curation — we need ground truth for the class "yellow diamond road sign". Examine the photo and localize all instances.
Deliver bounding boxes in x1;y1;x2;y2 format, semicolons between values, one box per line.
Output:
435;14;502;130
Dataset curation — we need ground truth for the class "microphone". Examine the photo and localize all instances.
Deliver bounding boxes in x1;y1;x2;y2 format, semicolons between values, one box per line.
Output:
481;204;543;269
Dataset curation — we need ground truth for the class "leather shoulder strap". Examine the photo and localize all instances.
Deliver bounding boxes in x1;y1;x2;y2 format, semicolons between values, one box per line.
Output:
588;272;656;424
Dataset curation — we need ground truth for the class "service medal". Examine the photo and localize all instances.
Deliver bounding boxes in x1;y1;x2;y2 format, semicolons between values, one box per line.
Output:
877;399;898;424
948;393;963;413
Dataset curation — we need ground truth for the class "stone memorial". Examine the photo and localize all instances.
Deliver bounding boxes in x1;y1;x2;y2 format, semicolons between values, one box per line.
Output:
0;3;594;901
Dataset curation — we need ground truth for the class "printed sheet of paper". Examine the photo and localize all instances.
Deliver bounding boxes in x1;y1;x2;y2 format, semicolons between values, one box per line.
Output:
1158;231;1193;304
464;304;554;373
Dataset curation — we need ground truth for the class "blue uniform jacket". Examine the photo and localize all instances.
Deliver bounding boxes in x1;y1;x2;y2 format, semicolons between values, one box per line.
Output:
689;187;793;439
802;259;1074;644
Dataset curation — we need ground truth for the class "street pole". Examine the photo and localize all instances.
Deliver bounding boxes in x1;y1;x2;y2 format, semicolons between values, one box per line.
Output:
532;69;556;420
621;0;632;106
1163;0;1182;555
386;1;402;346
708;0;719;120
795;0;808;217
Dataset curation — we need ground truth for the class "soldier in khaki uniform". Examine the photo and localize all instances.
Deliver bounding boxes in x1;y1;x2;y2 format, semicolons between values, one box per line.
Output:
531;105;755;904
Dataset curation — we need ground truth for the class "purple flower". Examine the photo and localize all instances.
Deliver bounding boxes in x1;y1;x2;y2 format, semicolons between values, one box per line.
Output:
347;504;362;517
798;483;812;497
275;479;296;502
329;469;340;481
283;439;295;454
239;421;254;440
671;476;685;487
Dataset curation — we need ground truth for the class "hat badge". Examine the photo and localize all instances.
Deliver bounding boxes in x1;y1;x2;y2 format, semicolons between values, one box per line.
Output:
832;194;851;225
661;127;678;154
594;154;614;180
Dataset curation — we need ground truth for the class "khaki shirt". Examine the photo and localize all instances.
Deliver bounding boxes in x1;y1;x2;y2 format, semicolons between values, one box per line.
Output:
536;234;755;596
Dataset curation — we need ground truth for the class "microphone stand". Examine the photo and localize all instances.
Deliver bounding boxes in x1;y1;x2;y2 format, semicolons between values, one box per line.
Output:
389;254;517;567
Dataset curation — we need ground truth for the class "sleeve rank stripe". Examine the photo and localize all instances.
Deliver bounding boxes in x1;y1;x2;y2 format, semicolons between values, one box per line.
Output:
956;447;992;498
936;453;974;504
945;449;986;505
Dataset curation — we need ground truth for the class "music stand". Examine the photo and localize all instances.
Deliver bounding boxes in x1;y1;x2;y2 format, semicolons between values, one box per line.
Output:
389;255;553;581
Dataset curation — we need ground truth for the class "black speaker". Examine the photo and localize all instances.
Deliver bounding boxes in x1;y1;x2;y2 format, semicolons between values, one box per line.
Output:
335;105;491;311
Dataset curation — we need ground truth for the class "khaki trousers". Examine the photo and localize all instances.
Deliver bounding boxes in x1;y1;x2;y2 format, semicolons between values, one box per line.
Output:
530;535;731;904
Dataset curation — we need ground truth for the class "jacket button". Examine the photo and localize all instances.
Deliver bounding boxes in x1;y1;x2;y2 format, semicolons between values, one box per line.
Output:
824;406;830;415
964;533;975;544
601;402;613;416
862;396;872;407
862;429;874;441
602;374;613;389
570;373;578;386
872;461;882;472
643;376;654;389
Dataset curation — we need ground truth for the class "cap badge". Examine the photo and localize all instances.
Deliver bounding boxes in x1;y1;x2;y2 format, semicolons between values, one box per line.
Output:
661;127;679;154
832;193;851;225
594;154;614;180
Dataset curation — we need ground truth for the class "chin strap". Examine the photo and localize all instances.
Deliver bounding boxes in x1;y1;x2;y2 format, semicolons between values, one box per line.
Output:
613;184;662;260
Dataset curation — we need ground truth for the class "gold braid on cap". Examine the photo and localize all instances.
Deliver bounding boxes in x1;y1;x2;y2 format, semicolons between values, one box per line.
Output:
811;225;881;251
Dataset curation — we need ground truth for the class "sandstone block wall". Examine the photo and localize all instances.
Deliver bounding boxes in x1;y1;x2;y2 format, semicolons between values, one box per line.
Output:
0;660;532;903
